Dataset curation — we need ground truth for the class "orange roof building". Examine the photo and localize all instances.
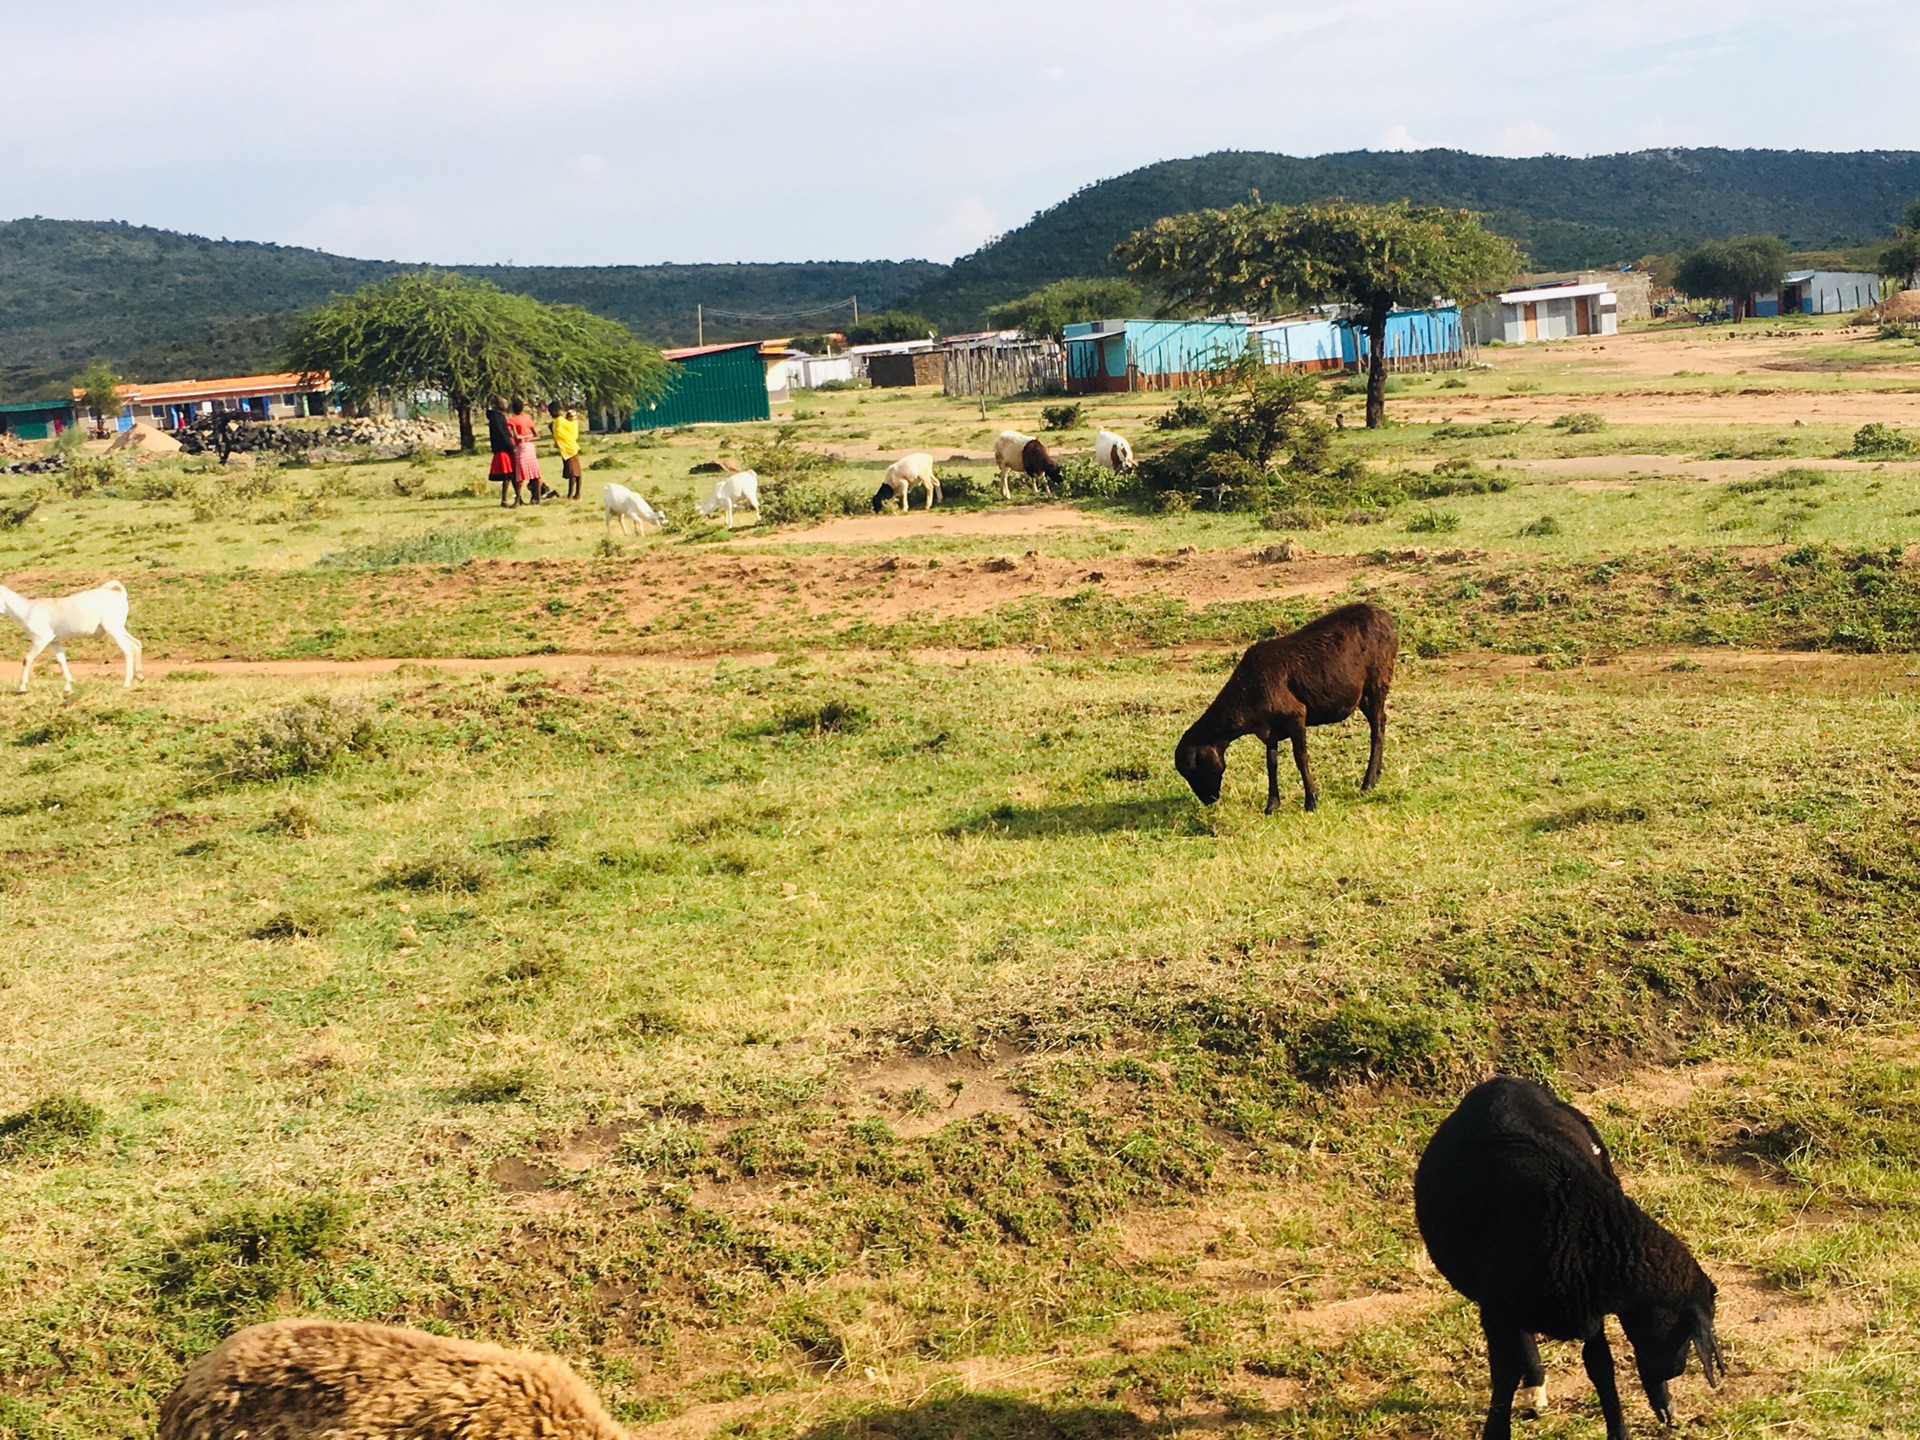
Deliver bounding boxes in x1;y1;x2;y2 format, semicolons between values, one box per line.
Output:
74;371;333;430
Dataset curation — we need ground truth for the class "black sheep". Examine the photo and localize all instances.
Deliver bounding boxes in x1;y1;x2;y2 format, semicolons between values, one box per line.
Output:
1414;1077;1722;1440
1174;602;1396;813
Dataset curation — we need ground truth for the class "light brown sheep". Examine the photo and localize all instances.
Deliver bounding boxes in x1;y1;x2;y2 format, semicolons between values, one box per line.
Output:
158;1319;630;1440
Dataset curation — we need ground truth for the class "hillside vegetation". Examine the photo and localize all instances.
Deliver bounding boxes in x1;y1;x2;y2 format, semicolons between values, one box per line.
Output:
905;147;1920;323
0;219;938;399
6;147;1920;400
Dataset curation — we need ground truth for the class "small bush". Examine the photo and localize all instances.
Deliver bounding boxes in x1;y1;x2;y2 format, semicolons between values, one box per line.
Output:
1521;515;1563;537
0;1094;103;1158
252;904;330;941
1551;412;1608;434
1040;402;1083;430
1408;458;1511;498
149;1196;352;1321
1294;1001;1439;1085
1407;509;1462;533
1054;455;1133;499
756;477;861;527
316;526;515;568
1730;467;1829;496
1151;396;1212;431
588;454;619;470
1333;375;1405;396
381;848;493;894
1847;423;1916;459
619;1120;709;1176
448;1066;538;1103
762;700;871;736
0;493;38;530
216;697;376;785
269;799;319;837
390;471;427;498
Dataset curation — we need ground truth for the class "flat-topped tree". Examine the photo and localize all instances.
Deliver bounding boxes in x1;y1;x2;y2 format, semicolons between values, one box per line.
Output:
1116;199;1521;428
1674;235;1788;320
1879;197;1920;288
284;270;667;450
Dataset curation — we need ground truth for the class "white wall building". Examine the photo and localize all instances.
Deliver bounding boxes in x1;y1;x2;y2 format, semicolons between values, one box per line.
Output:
1469;282;1618;345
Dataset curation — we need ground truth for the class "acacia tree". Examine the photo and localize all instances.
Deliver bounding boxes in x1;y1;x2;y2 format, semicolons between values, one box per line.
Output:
984;277;1142;340
73;360;123;437
1674;235;1788;319
284;270;668;449
1116;199;1521;428
1878;197;1920;288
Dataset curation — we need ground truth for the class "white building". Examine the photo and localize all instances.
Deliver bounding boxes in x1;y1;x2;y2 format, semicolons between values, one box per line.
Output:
1469;282;1618;345
1768;270;1883;316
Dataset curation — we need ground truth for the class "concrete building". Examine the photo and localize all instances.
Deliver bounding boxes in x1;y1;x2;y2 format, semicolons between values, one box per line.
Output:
92;372;334;431
1469;282;1618;344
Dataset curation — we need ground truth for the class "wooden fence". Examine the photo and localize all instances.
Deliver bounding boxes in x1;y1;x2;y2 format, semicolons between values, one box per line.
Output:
943;342;1065;397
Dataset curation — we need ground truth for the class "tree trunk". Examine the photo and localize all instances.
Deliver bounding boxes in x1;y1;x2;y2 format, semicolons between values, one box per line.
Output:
1365;301;1391;429
456;399;476;452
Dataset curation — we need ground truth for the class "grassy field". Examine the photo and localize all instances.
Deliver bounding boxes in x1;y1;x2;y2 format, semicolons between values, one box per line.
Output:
4;318;1920;1439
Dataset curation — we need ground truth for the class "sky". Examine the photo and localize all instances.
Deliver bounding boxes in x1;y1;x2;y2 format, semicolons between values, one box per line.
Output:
2;0;1916;268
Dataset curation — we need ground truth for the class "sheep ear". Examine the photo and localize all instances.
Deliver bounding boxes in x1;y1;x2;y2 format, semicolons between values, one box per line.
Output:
1691;1308;1723;1388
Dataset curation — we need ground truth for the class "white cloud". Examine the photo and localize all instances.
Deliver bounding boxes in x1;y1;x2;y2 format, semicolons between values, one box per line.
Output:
926;196;1001;264
1490;120;1561;157
567;155;608;177
1378;125;1419;152
1044;65;1066;81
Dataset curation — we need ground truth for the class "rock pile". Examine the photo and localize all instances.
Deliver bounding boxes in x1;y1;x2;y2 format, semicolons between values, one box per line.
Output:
173;416;454;457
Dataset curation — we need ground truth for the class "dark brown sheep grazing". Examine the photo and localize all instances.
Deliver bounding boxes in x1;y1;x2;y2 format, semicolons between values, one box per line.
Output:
1415;1078;1722;1440
992;429;1063;498
1175;602;1396;813
158;1319;631;1440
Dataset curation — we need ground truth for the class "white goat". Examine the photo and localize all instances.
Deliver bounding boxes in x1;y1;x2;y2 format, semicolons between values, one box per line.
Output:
602;482;667;536
0;579;142;693
992;430;1061;499
872;453;940;512
696;470;760;527
1094;429;1135;472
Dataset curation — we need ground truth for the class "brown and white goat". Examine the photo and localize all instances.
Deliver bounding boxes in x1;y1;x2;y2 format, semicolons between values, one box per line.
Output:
1175;602;1397;813
992;430;1062;498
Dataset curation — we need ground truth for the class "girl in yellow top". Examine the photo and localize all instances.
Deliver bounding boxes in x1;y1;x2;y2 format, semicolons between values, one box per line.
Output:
547;401;583;500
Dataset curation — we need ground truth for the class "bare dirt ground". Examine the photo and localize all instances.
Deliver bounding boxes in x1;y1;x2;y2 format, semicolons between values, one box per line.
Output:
1504;454;1920;482
759;503;1130;544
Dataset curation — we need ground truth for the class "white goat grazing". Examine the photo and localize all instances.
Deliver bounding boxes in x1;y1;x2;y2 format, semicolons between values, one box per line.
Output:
696;470;760;527
602;482;667;536
872;453;940;512
0;579;142;693
1093;429;1135;472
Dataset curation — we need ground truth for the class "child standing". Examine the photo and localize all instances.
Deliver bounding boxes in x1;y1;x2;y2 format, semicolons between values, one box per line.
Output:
548;401;583;500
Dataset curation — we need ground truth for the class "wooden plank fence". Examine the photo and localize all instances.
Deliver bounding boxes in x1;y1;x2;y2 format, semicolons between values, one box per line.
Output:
943;342;1065;397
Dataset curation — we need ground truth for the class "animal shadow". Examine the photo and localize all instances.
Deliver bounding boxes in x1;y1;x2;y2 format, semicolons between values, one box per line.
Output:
948;794;1206;837
795;1394;1148;1440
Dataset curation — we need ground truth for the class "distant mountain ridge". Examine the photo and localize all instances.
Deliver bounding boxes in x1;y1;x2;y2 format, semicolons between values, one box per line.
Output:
902;147;1920;324
5;146;1918;400
0;218;940;399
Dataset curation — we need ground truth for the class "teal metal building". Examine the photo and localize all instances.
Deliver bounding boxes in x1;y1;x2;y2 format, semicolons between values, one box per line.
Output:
0;397;76;441
631;342;771;429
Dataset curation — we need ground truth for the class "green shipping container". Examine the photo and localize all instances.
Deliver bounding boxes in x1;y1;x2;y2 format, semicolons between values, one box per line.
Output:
631;343;770;430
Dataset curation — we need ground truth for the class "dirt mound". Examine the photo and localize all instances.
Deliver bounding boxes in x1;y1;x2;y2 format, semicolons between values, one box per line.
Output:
1881;288;1920;321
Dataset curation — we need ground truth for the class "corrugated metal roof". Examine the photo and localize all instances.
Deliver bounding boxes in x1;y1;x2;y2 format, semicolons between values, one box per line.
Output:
83;371;326;406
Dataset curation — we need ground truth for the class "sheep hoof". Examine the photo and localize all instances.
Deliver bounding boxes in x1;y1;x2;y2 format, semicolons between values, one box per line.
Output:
1516;1384;1549;1416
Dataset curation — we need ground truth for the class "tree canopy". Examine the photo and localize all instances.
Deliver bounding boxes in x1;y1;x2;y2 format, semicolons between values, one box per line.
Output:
1116;199;1521;427
841;311;934;345
72;360;122;437
983;278;1142;340
1879;197;1920;284
283;271;669;449
1673;235;1789;316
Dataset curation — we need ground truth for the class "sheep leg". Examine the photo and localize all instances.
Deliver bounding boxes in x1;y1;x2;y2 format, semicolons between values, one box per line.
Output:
1289;723;1318;812
1582;1331;1630;1440
1264;739;1283;814
17;636;48;693
1361;688;1387;791
106;623;142;685
1479;1316;1532;1440
1515;1334;1548;1416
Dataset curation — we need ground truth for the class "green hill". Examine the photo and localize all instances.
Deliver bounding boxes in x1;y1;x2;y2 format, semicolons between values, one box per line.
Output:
903;147;1920;324
7;147;1920;401
0;219;941;400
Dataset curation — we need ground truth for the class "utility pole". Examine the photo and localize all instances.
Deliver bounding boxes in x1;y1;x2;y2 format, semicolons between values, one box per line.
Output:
697;304;703;347
852;296;859;326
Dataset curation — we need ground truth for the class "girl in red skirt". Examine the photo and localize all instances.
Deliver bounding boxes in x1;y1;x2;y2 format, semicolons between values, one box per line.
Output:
486;396;520;506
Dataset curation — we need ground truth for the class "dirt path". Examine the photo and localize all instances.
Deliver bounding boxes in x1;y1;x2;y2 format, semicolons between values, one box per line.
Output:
759;503;1132;544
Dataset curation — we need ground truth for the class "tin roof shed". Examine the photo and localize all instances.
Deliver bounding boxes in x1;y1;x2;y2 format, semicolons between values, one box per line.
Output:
633;342;772;429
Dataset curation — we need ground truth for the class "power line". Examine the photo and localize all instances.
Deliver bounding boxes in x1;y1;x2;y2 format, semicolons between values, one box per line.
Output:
696;296;861;326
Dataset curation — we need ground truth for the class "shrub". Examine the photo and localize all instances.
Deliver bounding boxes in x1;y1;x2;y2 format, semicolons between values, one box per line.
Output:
1294;1001;1439;1085
1407;509;1462;533
1408;457;1511;498
1848;423;1916;459
1551;411;1608;434
760;699;871;736
0;1094;103;1158
588;454;619;470
739;426;858;527
1151;396;1212;431
0;493;38;530
1040;402;1083;430
54;454;118;498
148;1196;352;1323
391;471;427;497
316;526;514;568
381;848;493;893
216;696;377;784
1333;374;1405;396
1054;455;1134;499
1521;515;1563;537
